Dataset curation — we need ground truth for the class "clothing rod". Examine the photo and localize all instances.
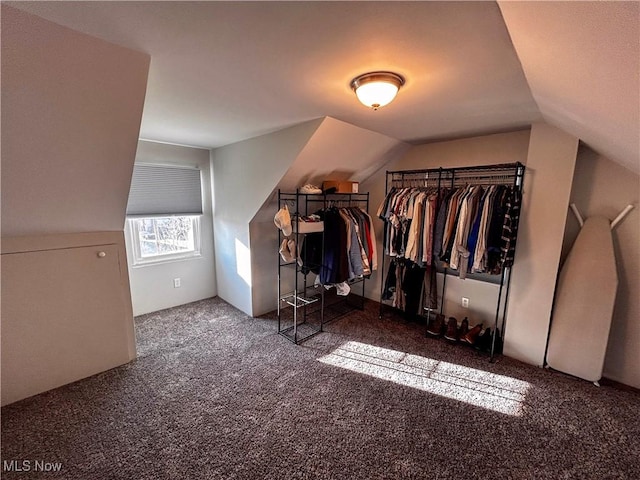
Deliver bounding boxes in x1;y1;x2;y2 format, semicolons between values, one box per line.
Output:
394;171;518;178
393;172;516;177
449;172;517;177
450;176;516;181
391;178;518;187
281;191;369;195
390;177;442;180
387;162;523;176
306;197;368;202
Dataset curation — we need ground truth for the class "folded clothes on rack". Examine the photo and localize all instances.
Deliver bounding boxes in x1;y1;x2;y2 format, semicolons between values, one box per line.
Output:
295;214;324;233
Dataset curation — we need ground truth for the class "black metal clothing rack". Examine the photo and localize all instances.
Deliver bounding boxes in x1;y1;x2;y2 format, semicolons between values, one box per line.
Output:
277;189;370;344
378;162;525;361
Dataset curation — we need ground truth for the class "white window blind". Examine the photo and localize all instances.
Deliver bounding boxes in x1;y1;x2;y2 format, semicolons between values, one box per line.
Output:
127;164;203;216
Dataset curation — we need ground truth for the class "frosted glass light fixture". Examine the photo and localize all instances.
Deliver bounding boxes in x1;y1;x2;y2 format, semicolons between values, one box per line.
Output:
350;71;405;110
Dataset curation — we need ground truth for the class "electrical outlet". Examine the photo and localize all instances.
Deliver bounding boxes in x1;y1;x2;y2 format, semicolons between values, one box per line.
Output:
462;297;469;308
173;278;181;288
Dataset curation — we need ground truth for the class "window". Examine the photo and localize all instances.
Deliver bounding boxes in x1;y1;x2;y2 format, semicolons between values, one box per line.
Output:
129;216;201;265
126;163;204;266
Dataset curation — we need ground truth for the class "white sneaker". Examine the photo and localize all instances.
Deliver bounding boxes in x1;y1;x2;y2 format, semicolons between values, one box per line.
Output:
300;184;322;194
335;282;351;296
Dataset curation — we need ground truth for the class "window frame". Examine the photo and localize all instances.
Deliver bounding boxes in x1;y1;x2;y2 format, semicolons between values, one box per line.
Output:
128;215;202;267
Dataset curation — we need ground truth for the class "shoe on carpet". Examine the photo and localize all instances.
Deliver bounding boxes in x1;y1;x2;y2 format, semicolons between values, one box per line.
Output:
462;323;483;345
427;314;445;337
458;317;469;340
444;317;459;342
476;328;492;352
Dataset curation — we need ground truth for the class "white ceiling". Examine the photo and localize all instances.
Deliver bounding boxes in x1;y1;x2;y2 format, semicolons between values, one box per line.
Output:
7;1;640;173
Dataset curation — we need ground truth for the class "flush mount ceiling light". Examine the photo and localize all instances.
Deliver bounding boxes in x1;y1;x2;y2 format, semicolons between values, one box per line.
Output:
350;71;405;110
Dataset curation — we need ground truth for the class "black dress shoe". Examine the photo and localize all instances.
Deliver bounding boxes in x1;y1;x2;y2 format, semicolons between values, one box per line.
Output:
476;328;492;352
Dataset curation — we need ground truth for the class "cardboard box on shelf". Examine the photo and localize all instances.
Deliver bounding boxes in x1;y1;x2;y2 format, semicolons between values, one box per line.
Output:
322;181;359;194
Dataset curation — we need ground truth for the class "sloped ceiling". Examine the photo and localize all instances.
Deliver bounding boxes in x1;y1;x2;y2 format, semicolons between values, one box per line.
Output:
499;1;640;174
1;5;150;237
6;1;639;173
277;117;410;192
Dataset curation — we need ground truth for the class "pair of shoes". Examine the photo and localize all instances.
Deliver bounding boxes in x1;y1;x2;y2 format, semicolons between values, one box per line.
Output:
461;323;483;345
427;314;445;337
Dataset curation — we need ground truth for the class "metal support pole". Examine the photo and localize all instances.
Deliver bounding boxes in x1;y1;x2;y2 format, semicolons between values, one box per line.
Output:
490;268;507;362
277;189;282;333
379;172;389;318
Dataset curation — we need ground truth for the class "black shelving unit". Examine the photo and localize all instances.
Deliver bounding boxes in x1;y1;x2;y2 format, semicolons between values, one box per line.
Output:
277;189;370;344
378;162;525;361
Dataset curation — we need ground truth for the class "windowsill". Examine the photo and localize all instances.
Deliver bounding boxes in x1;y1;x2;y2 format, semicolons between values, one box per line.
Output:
132;253;203;268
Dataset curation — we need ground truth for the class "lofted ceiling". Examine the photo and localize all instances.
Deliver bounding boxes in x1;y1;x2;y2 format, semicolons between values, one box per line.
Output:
498;1;639;174
6;1;639;173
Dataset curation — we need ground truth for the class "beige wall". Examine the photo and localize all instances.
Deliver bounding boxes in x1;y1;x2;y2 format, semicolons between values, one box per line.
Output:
561;146;639;388
125;141;217;316
1;6;149;236
0;7;148;403
505;123;578;366
212;120;322;315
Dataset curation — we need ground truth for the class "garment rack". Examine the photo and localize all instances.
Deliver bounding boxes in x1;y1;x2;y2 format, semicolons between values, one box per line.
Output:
379;162;525;361
277;190;370;344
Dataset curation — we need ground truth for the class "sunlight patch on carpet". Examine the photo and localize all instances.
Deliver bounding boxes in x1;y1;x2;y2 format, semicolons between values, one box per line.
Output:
318;341;529;416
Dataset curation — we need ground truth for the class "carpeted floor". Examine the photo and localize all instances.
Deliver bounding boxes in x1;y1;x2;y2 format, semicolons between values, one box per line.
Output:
2;296;639;479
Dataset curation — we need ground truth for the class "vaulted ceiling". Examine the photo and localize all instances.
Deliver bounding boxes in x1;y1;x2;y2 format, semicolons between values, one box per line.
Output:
7;1;639;173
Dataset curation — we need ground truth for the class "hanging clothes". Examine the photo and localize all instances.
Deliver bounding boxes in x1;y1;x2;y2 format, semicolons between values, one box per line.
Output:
300;206;377;286
378;184;521;280
377;177;522;317
449;185;484;278
486;186;509;274
378;186;439;266
500;187;522;267
471;186;498;273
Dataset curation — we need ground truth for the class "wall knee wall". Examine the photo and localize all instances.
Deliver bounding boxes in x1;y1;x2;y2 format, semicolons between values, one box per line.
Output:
504;123;578;366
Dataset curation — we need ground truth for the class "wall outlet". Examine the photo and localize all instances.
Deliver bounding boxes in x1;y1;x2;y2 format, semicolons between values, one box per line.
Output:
462;297;469;308
173;278;181;288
